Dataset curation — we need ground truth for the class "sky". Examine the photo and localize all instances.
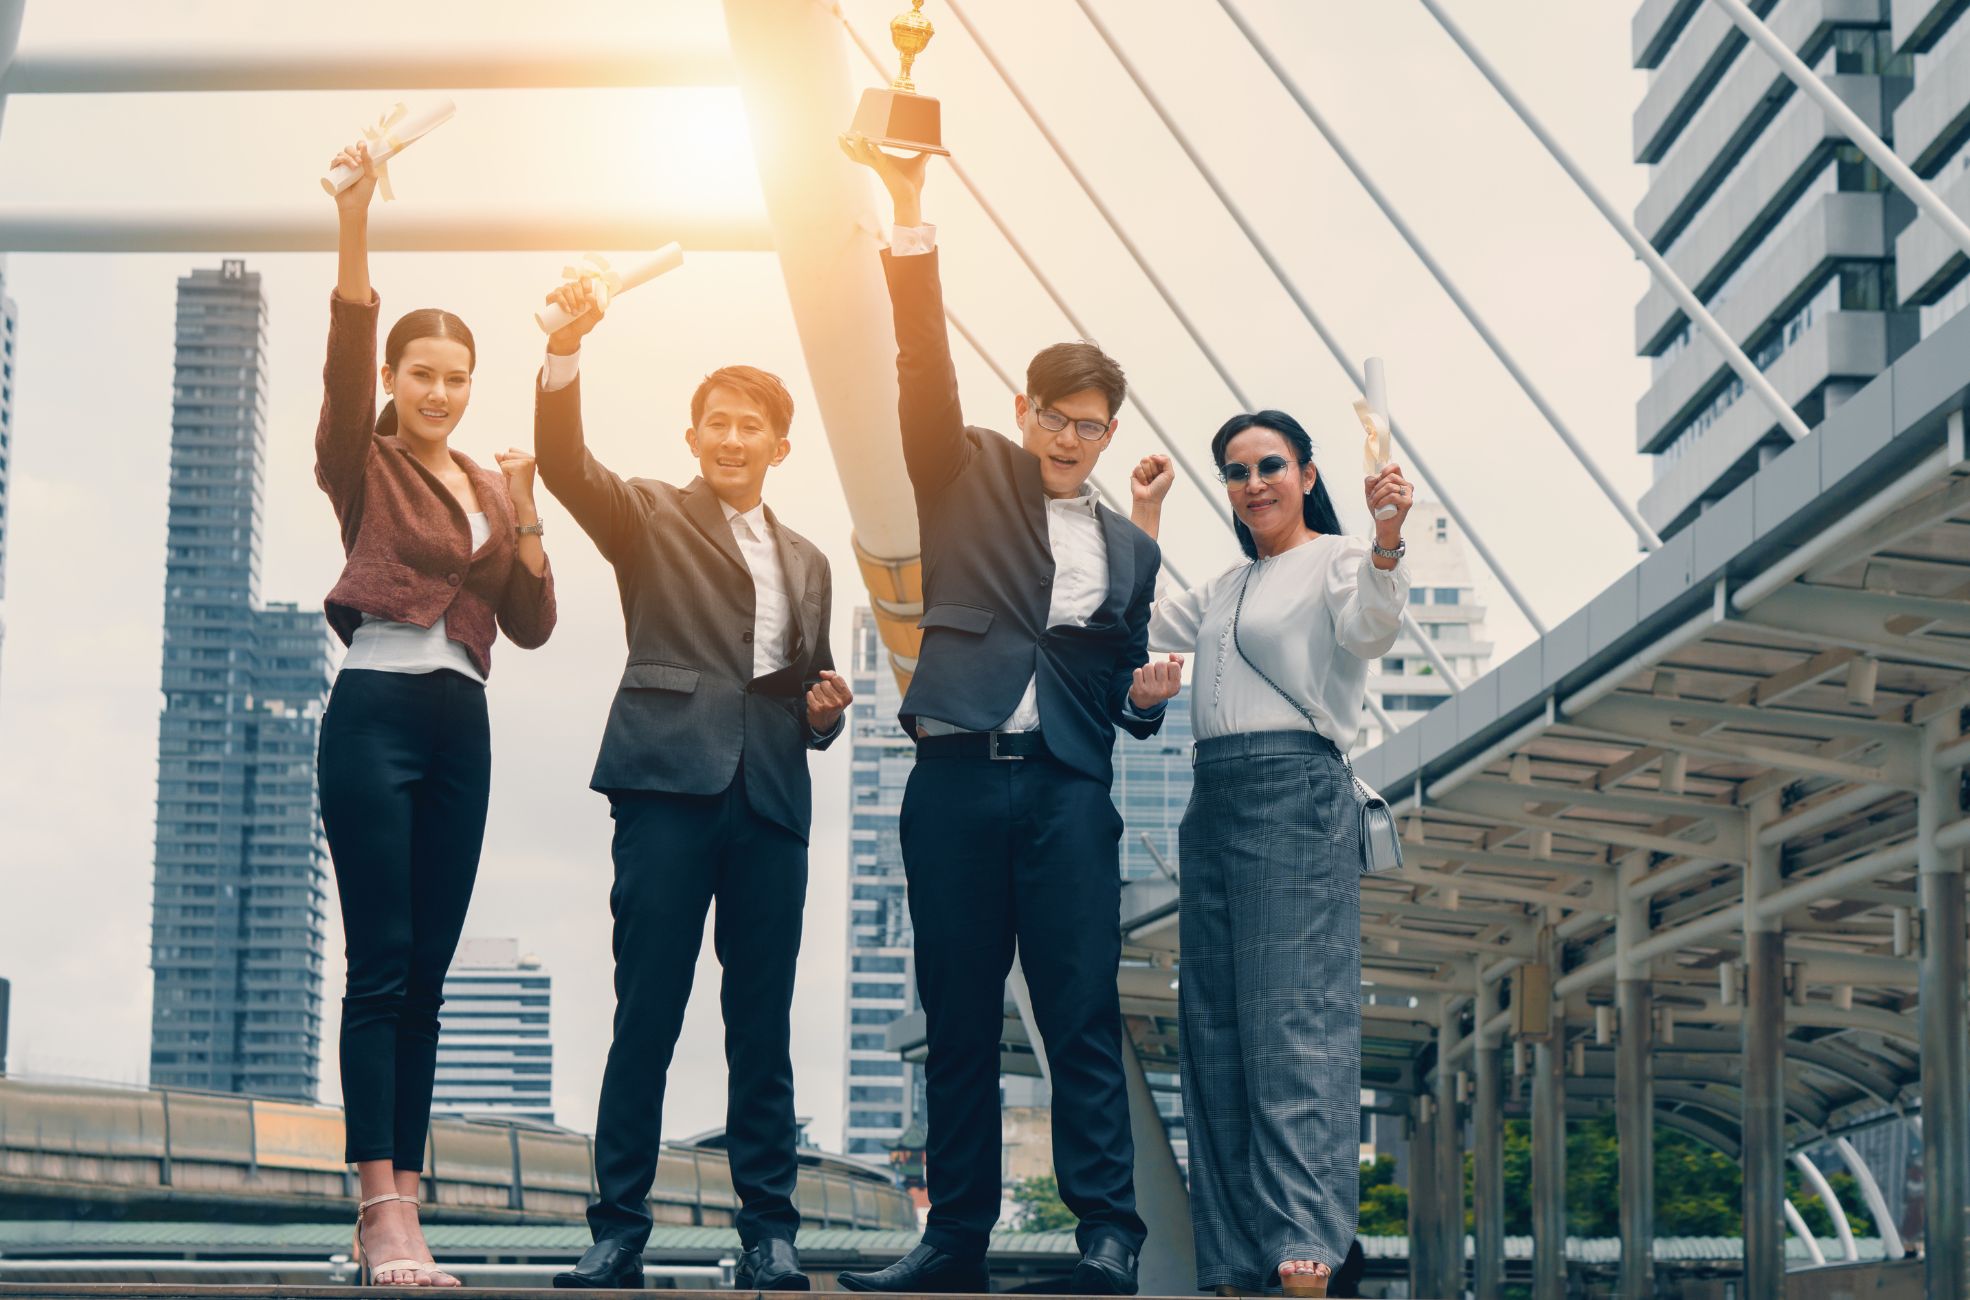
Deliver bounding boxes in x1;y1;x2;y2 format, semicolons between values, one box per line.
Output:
0;0;1651;1154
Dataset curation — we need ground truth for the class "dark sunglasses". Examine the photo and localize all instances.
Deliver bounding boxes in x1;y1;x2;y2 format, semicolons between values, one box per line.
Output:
1032;402;1114;441
1216;454;1295;485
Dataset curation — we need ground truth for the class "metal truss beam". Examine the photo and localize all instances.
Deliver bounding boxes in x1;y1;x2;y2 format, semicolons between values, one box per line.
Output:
0;37;736;92
0;203;773;253
1570;698;1920;790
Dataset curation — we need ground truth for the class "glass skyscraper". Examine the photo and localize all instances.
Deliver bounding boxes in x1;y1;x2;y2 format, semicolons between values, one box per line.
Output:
148;260;334;1102
433;938;555;1123
1112;681;1192;884
841;609;921;1157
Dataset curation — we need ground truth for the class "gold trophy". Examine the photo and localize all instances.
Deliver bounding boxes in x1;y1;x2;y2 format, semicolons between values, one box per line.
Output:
848;1;950;156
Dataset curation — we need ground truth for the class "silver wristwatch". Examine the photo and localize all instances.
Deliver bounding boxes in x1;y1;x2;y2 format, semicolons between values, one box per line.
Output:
1370;537;1405;561
516;521;545;538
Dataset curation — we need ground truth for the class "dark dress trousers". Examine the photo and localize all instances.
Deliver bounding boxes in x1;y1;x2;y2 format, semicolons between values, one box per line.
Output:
883;247;1161;1262
534;373;840;1253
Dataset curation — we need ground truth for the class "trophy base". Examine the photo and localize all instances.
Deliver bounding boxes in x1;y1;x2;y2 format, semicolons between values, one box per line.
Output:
850;86;949;156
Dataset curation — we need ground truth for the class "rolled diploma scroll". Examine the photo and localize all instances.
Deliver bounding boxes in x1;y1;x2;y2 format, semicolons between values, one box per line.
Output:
321;98;457;197
1356;355;1398;520
534;245;686;334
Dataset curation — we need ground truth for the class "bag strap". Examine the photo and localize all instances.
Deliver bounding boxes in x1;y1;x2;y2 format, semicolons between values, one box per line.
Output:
1230;562;1367;793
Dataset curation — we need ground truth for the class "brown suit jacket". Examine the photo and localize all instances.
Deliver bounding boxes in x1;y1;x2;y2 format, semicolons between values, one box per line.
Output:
314;291;556;677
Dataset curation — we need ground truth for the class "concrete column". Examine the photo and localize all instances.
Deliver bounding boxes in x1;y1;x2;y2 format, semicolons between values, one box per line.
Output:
1614;856;1654;1299
1742;799;1788;1298
1920;717;1969;1299
1437;1000;1465;1298
1473;971;1505;1300
1119;1031;1198;1296
1531;930;1568;1300
1410;1094;1441;1298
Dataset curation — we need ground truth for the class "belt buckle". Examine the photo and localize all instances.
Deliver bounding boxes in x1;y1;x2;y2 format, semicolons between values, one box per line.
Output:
987;731;1025;761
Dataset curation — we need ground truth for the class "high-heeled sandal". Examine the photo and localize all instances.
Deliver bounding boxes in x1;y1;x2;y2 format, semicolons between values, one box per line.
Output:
395;1195;461;1287
354;1192;426;1287
1277;1260;1331;1298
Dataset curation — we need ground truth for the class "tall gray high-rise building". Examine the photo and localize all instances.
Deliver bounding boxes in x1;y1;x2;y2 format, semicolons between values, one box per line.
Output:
148;260;334;1102
1626;1;1969;538
841;609;921;1158
0;258;16;689
433;938;554;1123
1112;681;1191;884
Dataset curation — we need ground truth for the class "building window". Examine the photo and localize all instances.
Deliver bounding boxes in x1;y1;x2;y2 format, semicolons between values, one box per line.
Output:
1433;517;1448;543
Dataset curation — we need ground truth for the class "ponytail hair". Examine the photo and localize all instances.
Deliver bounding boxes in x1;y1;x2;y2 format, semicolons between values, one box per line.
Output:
376;308;477;436
1209;409;1345;561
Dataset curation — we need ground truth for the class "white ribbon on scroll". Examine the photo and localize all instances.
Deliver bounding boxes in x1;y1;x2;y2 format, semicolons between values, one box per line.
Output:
320;98;457;201
535;245;686;334
1354;356;1398;521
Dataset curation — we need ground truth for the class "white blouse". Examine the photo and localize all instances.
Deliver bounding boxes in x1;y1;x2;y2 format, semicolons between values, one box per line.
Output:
340;512;493;682
1147;534;1409;748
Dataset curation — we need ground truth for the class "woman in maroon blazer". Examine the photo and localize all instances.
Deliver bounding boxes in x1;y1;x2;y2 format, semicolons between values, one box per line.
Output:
315;141;556;1288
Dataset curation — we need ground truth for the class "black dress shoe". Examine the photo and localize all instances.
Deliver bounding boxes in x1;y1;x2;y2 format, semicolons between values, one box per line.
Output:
736;1238;810;1292
837;1242;988;1294
1071;1238;1139;1296
553;1238;645;1289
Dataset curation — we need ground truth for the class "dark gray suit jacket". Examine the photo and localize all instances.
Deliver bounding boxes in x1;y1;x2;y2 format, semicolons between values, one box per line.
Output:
533;375;839;841
883;248;1163;785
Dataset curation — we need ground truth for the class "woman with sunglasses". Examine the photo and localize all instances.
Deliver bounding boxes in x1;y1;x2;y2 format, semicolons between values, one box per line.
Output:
1129;411;1411;1298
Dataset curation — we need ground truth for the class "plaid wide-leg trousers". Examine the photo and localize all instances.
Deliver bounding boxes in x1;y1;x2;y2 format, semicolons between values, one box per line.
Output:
1178;729;1363;1288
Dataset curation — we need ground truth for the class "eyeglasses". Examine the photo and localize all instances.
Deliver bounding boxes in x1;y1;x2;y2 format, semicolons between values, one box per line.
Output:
1031;402;1114;442
1217;454;1294;485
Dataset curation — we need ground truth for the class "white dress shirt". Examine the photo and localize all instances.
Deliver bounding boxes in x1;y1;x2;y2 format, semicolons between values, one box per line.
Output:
541;349;793;682
998;483;1109;732
1147;535;1408;749
721;497;794;681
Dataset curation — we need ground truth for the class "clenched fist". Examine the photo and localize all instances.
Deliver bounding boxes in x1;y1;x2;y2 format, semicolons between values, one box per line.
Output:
1131;454;1174;508
807;669;854;734
493;447;537;507
1129;654;1184;712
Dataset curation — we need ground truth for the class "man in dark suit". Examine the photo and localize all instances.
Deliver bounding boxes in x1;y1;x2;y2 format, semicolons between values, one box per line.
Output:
532;281;850;1293
837;138;1184;1298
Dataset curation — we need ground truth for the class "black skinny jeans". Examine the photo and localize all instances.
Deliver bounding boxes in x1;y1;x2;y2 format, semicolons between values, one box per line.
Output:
318;667;491;1167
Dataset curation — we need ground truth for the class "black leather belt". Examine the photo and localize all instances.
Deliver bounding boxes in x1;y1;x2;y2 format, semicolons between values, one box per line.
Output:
914;730;1049;761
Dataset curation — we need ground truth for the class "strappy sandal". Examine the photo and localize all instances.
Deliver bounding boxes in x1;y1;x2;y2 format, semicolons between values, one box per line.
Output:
396;1194;461;1287
354;1192;426;1287
1277;1260;1331;1297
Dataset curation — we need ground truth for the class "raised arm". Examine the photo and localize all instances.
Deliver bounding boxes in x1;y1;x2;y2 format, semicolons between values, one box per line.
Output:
1326;464;1416;659
315;141;383;521
531;277;646;565
841;135;967;497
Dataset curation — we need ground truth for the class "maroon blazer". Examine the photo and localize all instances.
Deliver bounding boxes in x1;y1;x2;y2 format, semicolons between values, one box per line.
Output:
314;291;555;678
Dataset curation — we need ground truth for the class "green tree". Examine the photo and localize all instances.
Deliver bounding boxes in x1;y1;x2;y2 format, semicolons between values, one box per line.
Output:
1008;1174;1077;1232
1427;1115;1879;1241
1358;1155;1410;1236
